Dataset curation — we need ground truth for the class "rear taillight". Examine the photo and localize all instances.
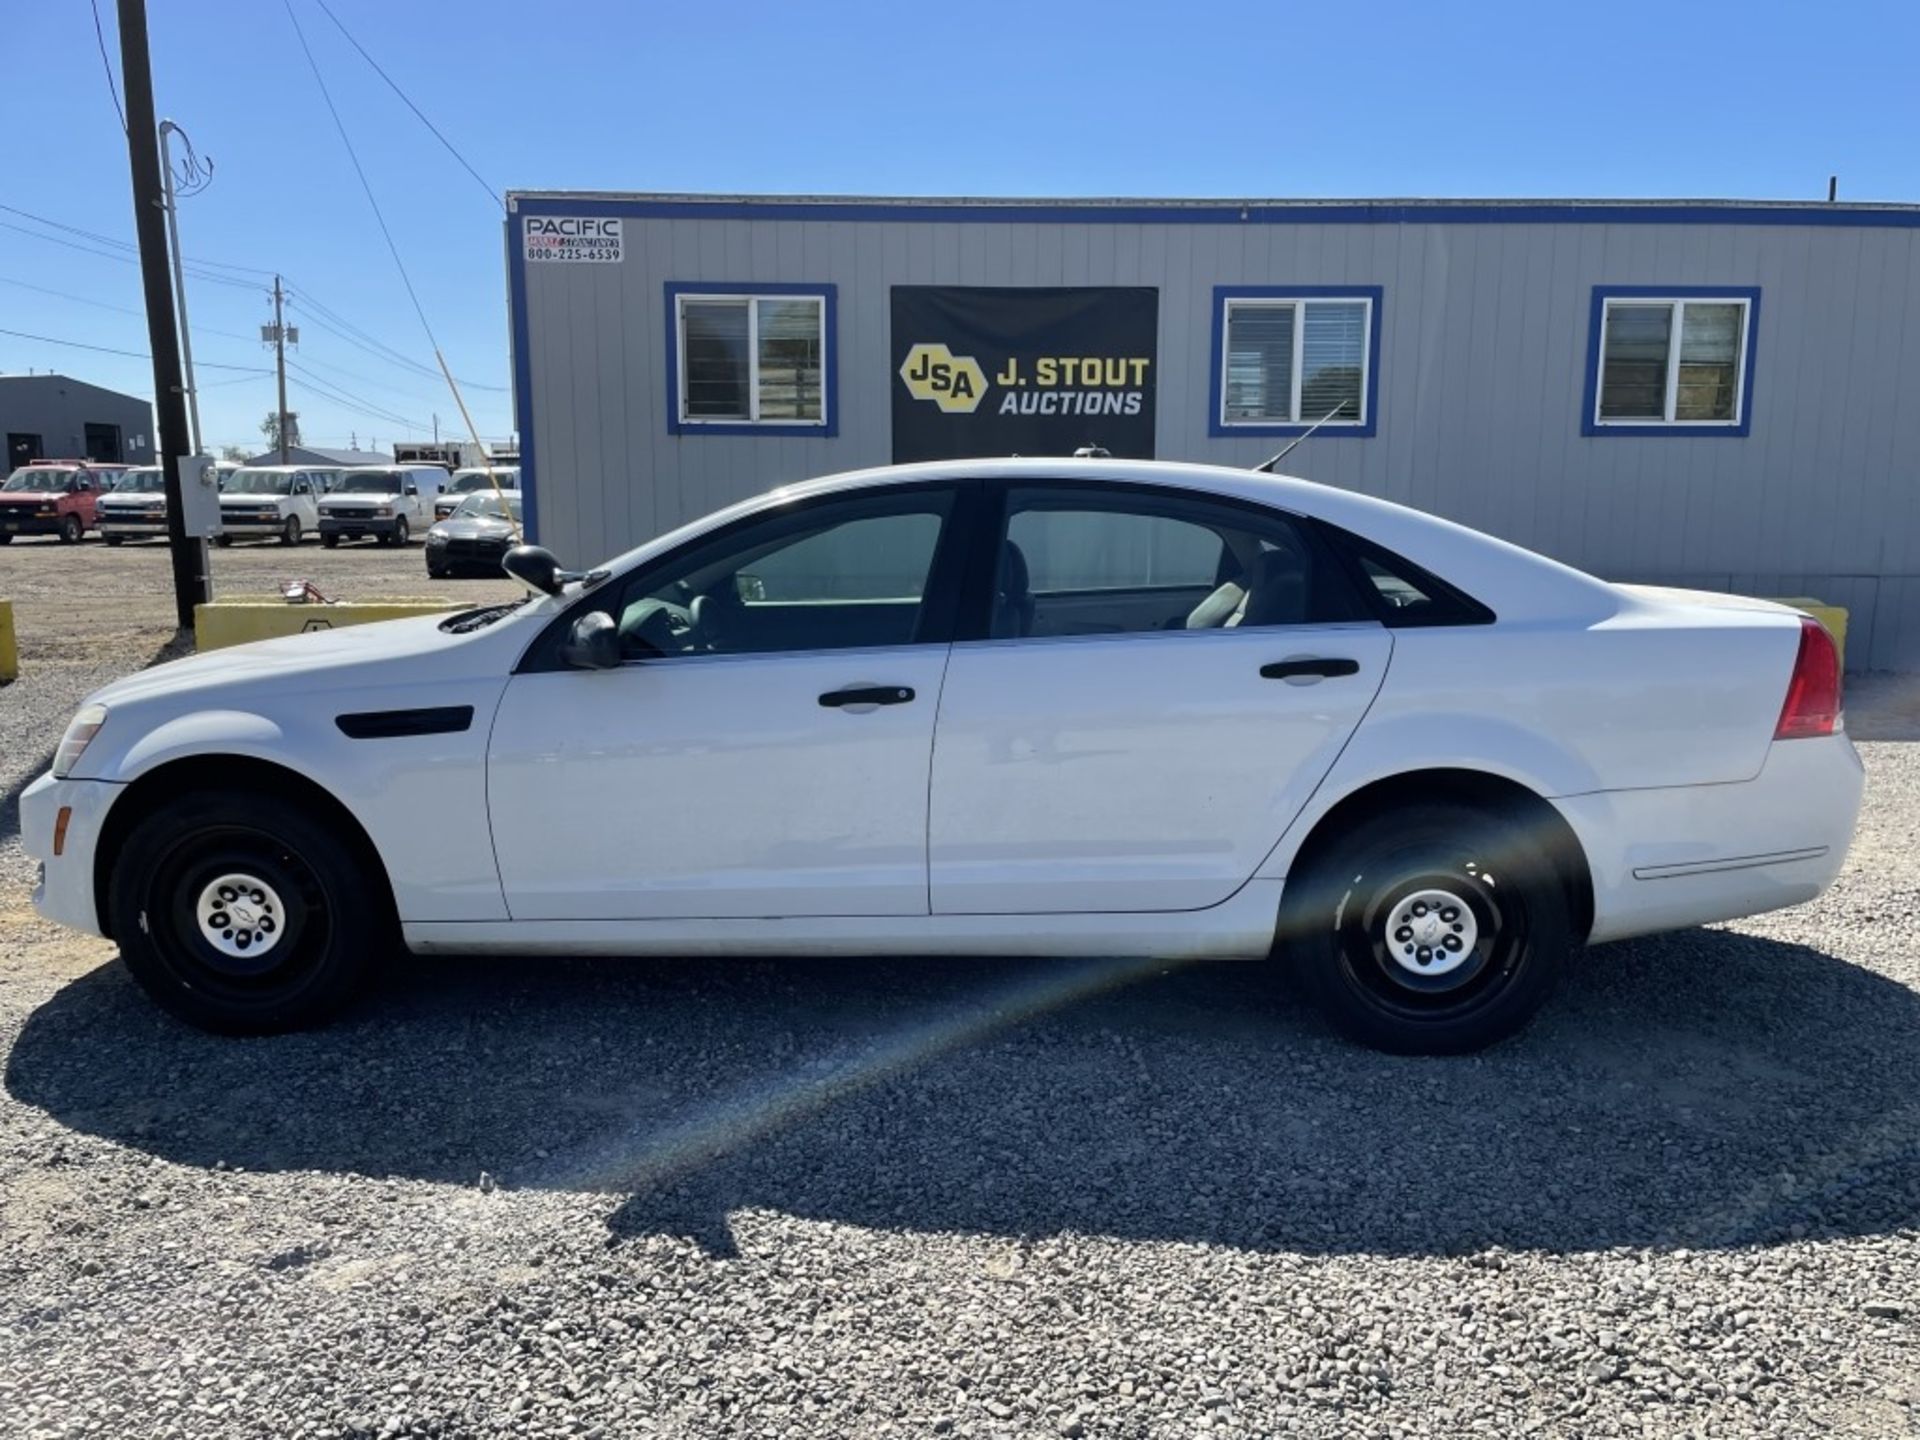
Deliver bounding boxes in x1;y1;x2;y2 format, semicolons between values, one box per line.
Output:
1775;616;1842;740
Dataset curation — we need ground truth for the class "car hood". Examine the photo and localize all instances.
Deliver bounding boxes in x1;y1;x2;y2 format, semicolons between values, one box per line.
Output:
324;494;401;508
220;493;288;506
81;609;542;714
0;491;62;503
100;493;165;505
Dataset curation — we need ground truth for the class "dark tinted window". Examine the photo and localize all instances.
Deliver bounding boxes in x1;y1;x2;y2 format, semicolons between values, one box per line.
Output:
992;486;1360;640
1317;524;1496;627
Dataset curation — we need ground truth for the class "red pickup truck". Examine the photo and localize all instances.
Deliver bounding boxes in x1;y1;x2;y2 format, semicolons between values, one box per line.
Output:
0;460;129;543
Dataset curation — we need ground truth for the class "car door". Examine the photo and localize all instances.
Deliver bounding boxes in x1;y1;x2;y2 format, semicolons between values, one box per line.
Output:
487;482;971;920
929;481;1393;915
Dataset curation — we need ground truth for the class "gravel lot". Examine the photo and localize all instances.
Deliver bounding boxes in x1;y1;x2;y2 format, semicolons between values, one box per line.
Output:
5;539;1920;1438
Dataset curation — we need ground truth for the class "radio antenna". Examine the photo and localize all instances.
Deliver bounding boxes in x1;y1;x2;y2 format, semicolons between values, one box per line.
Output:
1253;400;1351;473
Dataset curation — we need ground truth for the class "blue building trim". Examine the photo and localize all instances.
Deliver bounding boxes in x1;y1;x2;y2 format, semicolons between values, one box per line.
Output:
1206;285;1384;439
510;193;1920;231
662;282;839;439
504;217;539;544
1581;285;1762;438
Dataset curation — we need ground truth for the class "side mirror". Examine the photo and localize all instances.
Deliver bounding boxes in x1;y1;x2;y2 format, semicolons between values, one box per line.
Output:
560;611;620;670
503;544;563;594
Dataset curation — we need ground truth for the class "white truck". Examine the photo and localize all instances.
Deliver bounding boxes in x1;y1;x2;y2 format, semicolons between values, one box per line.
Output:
317;464;448;547
214;465;327;545
433;464;521;521
95;466;168;545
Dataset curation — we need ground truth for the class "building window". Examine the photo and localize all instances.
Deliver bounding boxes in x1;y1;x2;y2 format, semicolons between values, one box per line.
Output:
1584;287;1759;436
1210;286;1381;437
665;283;837;436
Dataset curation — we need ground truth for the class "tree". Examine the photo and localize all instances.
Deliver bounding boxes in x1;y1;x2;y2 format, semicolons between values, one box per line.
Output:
260;411;301;451
218;444;248;462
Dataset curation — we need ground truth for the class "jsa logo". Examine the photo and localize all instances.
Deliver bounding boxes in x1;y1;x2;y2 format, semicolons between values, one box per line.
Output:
899;343;988;414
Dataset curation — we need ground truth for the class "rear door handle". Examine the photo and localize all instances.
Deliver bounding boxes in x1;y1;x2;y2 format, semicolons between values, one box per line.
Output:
1261;657;1361;680
819;685;916;708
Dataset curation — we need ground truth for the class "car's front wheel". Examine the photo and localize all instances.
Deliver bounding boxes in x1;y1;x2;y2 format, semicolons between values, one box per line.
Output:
59;514;83;544
281;515;302;545
393;516;411;547
109;791;384;1034
1287;802;1569;1055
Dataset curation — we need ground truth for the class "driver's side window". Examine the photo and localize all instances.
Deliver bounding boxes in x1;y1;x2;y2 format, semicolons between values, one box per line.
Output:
609;488;957;660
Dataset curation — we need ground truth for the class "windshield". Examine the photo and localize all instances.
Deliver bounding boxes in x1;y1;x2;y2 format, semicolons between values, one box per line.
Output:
451;468;519;493
114;469;164;492
224;468;293;495
3;467;74;492
455;493;523;521
337;471;403;494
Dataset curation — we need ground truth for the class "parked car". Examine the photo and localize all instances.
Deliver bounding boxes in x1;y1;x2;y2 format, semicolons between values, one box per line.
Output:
425;492;524;578
0;460;128;542
96;466;169;544
19;458;1863;1051
318;465;448;547
214;465;325;546
433;465;520;521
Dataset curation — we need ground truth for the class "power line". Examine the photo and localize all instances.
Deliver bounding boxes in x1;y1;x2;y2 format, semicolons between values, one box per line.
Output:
284;357;426;429
0;218;267;291
88;0;127;134
281;348;442;411
0;273;260;343
0;324;274;372
311;0;501;212
285;294;508;392
0;202;278;277
285;374;424;431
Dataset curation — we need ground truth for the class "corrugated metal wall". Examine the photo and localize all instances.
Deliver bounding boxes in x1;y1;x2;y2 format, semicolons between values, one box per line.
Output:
510;198;1920;669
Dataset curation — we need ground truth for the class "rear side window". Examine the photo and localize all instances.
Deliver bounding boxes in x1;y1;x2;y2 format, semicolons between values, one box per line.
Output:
1315;523;1496;627
991;485;1365;640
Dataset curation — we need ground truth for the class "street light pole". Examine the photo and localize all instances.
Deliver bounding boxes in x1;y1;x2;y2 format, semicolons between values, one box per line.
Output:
116;0;209;630
157;120;201;455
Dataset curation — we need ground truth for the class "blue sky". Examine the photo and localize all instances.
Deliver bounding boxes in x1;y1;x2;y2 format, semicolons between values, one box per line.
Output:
4;0;1917;455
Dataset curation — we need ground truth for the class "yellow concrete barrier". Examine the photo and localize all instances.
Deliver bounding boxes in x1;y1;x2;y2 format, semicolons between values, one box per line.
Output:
194;597;465;651
0;600;16;682
1768;597;1848;669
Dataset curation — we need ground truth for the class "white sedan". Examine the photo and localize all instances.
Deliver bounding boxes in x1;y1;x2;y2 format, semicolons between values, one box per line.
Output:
20;459;1862;1053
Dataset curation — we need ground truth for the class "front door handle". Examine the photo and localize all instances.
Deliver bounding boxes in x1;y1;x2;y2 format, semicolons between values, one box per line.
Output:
819;685;916;709
1261;657;1361;681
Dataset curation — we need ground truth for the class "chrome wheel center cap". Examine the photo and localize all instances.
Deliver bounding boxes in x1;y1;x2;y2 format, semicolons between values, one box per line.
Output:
1384;887;1479;978
195;873;286;960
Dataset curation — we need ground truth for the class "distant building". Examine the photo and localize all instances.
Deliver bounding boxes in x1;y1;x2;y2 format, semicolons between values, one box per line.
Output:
1;374;154;469
242;445;392;467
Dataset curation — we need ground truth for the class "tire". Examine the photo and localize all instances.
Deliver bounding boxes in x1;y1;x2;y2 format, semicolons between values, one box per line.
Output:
59;514;83;544
0;533;11;544
104;535;124;547
214;533;234;548
393;516;410;547
321;533;339;549
1286;802;1569;1055
427;563;448;580
281;515;302;545
108;790;386;1034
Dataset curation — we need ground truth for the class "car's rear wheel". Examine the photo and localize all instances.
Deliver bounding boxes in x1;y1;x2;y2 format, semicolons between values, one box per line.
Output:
59;514;82;544
281;515;302;545
109;791;383;1034
1287;802;1568;1055
321;533;339;549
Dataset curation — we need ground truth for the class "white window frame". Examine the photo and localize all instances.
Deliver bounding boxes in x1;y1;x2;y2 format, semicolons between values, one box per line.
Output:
1218;295;1374;428
1594;295;1752;428
674;292;828;428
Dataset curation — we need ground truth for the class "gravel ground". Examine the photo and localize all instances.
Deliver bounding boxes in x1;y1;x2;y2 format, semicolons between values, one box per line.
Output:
5;541;1920;1437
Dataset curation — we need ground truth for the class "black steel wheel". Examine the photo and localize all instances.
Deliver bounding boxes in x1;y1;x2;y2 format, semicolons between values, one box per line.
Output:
59;513;83;544
1287;802;1569;1054
110;791;386;1034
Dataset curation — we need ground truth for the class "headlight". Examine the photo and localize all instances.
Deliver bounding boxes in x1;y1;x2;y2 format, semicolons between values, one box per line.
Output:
372;505;393;517
53;704;108;779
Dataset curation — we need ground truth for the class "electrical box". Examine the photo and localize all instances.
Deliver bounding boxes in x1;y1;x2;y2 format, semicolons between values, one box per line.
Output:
175;454;223;540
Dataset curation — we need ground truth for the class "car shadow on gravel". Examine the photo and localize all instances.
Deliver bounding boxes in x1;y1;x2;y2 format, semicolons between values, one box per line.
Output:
9;928;1920;1259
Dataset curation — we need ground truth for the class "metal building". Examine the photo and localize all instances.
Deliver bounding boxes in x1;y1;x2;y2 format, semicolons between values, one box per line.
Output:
505;194;1920;670
1;373;155;469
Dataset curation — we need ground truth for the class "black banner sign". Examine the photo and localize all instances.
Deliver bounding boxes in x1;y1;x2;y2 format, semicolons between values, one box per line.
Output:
891;286;1158;462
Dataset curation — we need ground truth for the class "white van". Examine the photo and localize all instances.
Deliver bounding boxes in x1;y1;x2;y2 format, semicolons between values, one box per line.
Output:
317;465;448;547
215;465;327;545
433;465;521;521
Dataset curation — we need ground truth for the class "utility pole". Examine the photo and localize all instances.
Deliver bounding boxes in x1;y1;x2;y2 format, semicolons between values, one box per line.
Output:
116;0;208;630
273;274;290;462
157;120;201;453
